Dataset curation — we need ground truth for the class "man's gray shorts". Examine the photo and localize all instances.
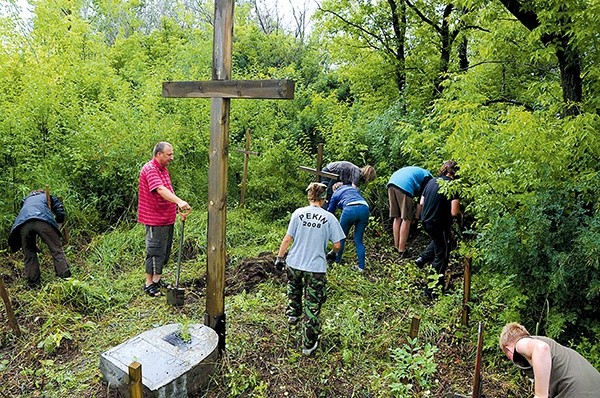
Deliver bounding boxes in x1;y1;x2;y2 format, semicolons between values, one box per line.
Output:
145;225;174;275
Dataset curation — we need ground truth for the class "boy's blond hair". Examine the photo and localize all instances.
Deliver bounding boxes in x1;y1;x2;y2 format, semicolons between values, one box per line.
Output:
306;182;327;202
499;322;530;349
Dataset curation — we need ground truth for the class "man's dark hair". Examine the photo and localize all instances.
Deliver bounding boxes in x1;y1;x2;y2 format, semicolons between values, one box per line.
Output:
439;160;459;178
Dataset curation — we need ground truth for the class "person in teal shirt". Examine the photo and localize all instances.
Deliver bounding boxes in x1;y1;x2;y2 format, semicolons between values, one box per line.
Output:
387;166;432;256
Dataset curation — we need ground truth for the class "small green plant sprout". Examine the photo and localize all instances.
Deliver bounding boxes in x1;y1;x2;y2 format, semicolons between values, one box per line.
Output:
37;330;73;355
178;322;192;343
385;338;439;397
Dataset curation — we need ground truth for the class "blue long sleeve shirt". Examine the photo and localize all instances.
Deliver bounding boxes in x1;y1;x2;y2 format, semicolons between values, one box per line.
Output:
327;185;368;213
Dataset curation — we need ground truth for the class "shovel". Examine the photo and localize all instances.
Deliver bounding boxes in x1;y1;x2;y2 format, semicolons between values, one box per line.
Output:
167;208;190;307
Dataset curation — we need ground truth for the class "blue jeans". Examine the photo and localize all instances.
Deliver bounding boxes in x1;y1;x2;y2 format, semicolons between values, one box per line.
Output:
337;204;370;269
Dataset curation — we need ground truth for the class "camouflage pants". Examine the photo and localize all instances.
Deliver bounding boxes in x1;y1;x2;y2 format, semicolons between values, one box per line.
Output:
286;267;327;349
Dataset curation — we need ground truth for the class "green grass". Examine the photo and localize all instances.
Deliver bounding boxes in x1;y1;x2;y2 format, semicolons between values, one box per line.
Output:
0;207;529;397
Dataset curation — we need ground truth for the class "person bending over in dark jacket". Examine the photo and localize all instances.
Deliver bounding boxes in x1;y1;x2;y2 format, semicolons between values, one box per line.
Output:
321;161;376;203
8;190;71;288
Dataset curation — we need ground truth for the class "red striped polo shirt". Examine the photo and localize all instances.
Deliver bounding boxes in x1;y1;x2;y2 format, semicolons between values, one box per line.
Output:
137;158;177;226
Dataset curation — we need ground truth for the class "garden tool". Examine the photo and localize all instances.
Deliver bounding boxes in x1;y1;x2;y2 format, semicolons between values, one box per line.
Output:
167;208;191;307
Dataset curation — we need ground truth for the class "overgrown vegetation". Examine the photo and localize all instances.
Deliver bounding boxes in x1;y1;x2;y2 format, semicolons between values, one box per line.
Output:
1;0;599;396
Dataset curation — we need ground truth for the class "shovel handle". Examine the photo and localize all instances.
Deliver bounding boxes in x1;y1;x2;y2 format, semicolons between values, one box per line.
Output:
178;207;191;221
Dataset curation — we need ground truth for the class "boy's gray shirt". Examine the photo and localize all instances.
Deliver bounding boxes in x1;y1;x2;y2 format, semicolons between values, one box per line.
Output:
285;205;345;273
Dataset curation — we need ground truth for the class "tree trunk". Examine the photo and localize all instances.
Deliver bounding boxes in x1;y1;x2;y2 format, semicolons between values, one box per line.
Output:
433;4;454;96
497;0;582;116
388;0;407;95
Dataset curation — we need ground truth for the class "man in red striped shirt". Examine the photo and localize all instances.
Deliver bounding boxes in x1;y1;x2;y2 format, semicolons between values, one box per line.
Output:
138;142;190;297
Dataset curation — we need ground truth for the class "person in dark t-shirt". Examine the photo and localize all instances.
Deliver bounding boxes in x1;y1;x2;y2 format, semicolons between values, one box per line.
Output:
415;160;460;299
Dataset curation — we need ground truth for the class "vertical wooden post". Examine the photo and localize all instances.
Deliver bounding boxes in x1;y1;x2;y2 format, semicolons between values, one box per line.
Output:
472;321;484;398
409;315;421;339
0;278;21;337
128;361;143;398
240;129;251;207
163;0;294;351
462;256;472;326
241;130;251;207
235;131;259;208
45;184;51;209
316;143;324;182
204;0;234;351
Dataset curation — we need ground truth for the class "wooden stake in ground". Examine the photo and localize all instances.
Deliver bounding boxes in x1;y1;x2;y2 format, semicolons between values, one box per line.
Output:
0;278;21;337
462;256;472;326
447;321;485;398
162;0;294;350
235;129;259;208
128;361;142;398
45;184;51;209
409;315;421;339
299;143;339;182
472;321;484;398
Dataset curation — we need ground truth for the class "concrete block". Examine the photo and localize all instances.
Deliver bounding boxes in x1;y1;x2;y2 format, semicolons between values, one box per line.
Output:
100;323;219;397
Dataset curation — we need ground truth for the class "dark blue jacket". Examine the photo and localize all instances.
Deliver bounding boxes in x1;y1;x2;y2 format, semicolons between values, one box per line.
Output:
327;184;369;213
8;191;65;252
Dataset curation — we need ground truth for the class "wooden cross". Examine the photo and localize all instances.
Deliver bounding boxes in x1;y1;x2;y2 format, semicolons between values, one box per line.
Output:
234;129;260;208
299;143;338;182
162;0;294;350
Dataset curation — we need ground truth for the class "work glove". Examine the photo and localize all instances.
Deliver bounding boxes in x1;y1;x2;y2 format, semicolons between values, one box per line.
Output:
326;250;337;263
274;256;286;271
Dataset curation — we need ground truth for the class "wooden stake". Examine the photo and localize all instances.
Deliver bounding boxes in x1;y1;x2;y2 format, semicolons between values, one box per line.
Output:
45;184;51;209
128;361;143;398
316;143;324;182
472;321;484;398
0;278;21;337
235;129;259;208
409;315;421;339
462;256;472;326
299;143;339;182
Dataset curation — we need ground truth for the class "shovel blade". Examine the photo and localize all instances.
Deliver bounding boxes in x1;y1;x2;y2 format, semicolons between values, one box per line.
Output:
166;287;185;307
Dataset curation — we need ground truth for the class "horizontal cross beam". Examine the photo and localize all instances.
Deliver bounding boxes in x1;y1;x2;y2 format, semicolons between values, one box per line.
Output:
299;166;339;180
235;148;260;156
162;79;295;99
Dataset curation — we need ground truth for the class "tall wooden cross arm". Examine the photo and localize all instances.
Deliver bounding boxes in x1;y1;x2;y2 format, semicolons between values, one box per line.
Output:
298;166;339;180
163;80;294;99
161;0;295;351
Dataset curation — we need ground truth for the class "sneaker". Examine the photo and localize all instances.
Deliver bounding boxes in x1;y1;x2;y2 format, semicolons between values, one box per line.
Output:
58;269;71;279
154;279;171;289
415;257;426;268
422;287;435;301
302;340;318;356
27;278;41;289
144;283;162;297
287;316;300;325
354;265;364;273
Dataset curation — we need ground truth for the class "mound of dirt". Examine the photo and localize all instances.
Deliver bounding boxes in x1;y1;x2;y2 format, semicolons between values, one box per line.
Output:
225;252;285;296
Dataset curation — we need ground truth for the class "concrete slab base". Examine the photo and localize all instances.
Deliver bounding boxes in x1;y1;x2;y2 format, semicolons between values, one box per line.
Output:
100;323;219;397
